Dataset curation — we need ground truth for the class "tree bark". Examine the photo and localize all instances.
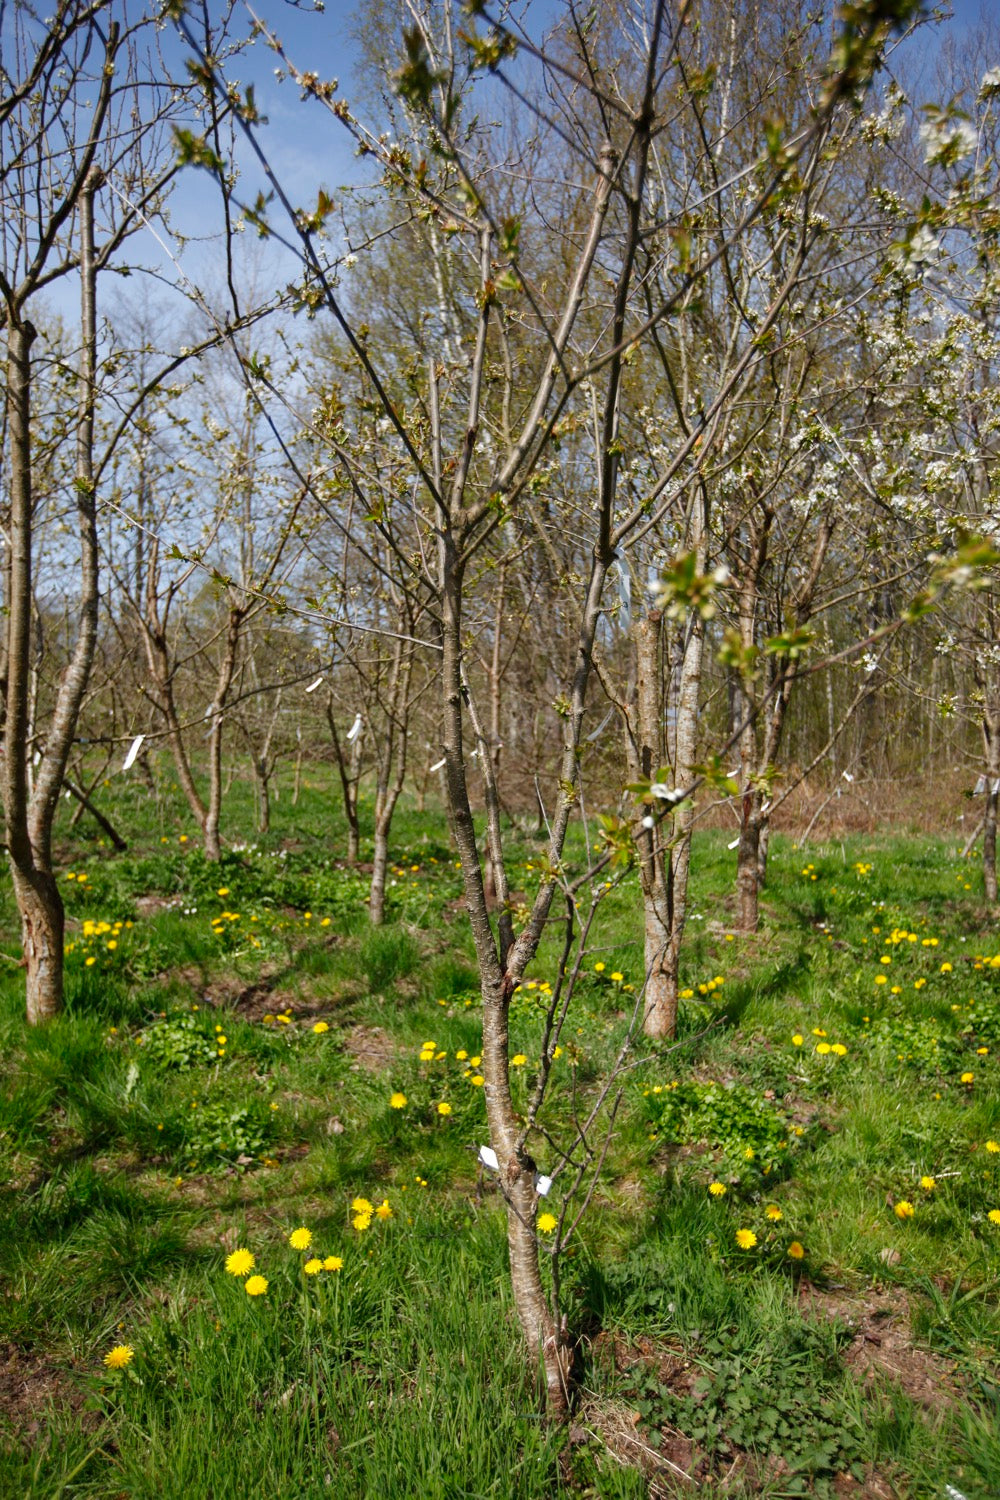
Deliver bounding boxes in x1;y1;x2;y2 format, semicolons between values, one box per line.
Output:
439;534;569;1413
369;820;389;925
3;320;65;1022
202;607;244;861
368;636;412;924
625;610;676;1039
736;796;762;932
142;596;208;830
3;167;106;1022
257;758;271;835
983;705;1000;904
328;694;362;864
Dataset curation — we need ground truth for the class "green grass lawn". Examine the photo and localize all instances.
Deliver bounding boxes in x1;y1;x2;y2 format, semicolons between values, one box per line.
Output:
1;774;998;1497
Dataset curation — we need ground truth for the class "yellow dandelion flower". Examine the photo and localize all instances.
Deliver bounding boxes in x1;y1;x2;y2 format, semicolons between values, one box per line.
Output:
610;971;624;982
303;1258;323;1275
103;1344;134;1370
288;1227;313;1250
831;1043;847;1056
470;1074;484;1087
791;1034;803;1046
389;1092;408;1109
735;1229;757;1250
323;1256;343;1271
311;1021;329;1034
874;975;887;985
470;1055;481;1067
511;1054;527;1067
455;1050;468;1061
961;1072;974;1084
816;1042;832;1055
375;1200;392;1220
989;1210;1000;1226
436;1101;452;1117
940;962;952;973
985;1140;1000;1154
353;1212;372;1232
245;1275;268;1296
350;1198;373;1215
224;1249;255;1277
594;962;605;972
894;1200;915;1220
765;1205;783;1221
919;1176;935;1191
537;1213;557;1233
708;1181;727;1197
787;1241;805;1260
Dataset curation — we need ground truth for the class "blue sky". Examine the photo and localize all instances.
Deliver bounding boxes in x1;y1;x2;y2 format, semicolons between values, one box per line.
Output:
38;0;1000;336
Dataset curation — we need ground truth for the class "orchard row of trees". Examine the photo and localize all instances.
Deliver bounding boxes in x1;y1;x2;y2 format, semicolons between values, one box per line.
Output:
4;0;1000;1408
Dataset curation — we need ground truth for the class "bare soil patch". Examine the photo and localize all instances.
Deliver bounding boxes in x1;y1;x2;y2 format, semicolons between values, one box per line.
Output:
343;1024;398;1072
0;1343;93;1446
797;1281;957;1410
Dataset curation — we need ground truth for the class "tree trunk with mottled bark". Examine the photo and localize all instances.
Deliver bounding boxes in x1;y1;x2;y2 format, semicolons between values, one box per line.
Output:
3;164;105;1023
625;610;676;1038
983;704;1000;904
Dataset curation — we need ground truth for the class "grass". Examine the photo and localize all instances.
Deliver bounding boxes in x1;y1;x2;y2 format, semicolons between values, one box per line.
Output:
0;766;998;1495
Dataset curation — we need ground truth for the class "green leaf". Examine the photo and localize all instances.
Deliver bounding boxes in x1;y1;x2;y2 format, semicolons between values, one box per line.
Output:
764;625;815;660
173;128;224;174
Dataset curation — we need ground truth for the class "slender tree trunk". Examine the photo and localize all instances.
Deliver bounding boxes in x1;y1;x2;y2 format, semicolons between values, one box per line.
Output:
483;561;507;905
292;730;303;805
143;617;208;830
257;759;271;835
983;705;1000;904
625;610;676;1038
438;536;569;1413
3;168;104;1023
3;320;63;1023
346;734;361;862
203;606;243;861
736;795;762;931
328;695;362;864
368;742;408;924
367;632;413;924
757;818;770;888
984;787;997;904
733;514;828;926
733;512;769;933
657;497;708;1022
369;817;389;925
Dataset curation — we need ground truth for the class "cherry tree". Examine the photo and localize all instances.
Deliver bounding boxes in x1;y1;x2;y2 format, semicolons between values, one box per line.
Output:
182;0;926;1410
